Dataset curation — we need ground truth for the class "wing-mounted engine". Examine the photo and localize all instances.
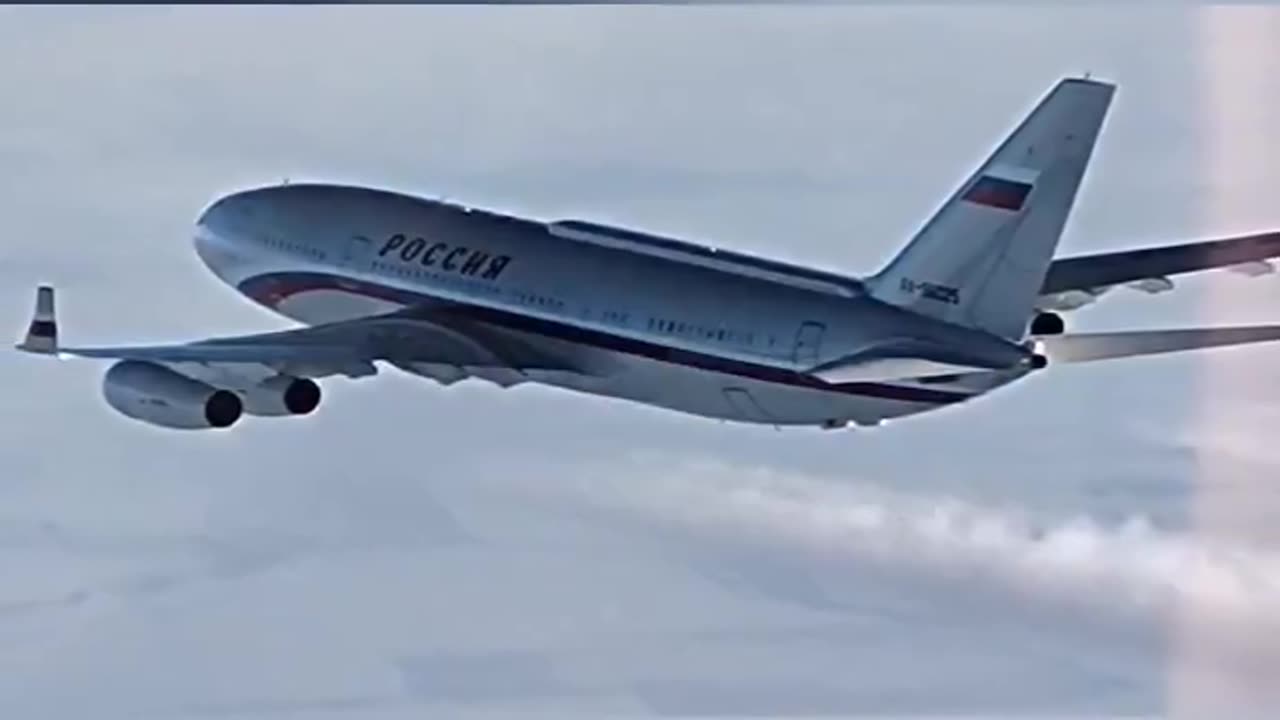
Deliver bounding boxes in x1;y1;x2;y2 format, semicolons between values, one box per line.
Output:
238;375;322;417
16;283;587;432
103;360;243;429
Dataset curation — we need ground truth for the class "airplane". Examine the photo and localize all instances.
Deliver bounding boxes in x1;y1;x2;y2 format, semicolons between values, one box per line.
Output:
17;76;1280;431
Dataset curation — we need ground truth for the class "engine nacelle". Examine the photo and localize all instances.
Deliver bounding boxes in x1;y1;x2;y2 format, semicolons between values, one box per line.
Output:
102;360;243;430
1029;311;1066;336
239;376;322;417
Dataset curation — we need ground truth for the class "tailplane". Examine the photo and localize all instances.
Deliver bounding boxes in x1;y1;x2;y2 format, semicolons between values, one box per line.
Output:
868;77;1116;341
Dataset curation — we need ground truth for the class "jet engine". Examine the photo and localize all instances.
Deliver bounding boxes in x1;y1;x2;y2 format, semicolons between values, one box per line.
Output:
239;375;322;417
102;360;243;429
1029;311;1066;336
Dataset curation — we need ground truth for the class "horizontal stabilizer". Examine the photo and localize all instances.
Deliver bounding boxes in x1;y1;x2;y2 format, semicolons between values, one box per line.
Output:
1036;325;1280;364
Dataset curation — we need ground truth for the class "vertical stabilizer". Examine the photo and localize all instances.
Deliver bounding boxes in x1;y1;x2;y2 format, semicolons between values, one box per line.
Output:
868;77;1116;340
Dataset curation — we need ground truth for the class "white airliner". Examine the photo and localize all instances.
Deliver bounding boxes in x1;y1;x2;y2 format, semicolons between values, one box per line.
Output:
17;76;1280;431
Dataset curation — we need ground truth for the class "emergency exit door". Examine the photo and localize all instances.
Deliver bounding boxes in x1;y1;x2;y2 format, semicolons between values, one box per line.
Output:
792;321;825;367
341;234;374;270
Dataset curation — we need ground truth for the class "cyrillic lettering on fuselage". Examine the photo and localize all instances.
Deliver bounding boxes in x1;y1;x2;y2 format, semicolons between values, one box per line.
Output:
377;233;512;281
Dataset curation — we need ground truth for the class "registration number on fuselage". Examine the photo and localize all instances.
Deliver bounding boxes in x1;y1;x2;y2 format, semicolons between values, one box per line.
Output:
899;277;960;305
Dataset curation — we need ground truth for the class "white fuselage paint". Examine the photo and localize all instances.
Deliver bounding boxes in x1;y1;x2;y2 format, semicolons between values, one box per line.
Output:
192;183;1029;428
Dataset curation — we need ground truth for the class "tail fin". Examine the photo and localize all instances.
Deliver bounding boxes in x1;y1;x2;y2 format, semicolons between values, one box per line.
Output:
868;77;1116;341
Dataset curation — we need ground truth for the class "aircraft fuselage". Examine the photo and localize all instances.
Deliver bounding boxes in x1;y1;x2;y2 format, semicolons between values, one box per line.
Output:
27;78;1280;434
193;183;1029;427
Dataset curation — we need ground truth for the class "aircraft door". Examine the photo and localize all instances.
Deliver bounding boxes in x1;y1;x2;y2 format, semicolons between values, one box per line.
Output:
792;321;825;367
341;235;374;270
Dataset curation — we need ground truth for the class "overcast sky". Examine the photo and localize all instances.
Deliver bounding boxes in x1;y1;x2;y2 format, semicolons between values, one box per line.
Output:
3;6;1280;718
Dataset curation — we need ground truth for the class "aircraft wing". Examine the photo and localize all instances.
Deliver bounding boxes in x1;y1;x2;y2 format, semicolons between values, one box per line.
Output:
1036;324;1280;363
16;285;592;386
1037;229;1280;310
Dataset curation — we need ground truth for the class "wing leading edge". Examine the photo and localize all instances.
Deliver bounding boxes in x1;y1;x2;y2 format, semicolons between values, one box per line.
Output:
15;285;591;381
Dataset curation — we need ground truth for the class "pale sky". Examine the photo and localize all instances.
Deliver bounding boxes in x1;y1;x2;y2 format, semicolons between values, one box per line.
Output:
3;6;1279;718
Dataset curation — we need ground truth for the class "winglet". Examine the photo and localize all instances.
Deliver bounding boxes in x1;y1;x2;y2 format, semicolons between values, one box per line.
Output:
17;285;58;354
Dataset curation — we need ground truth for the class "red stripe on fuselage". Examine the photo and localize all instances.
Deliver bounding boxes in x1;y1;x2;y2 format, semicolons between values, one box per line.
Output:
236;272;974;405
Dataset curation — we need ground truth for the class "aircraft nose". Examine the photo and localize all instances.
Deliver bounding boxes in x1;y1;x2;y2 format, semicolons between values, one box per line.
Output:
194;190;259;278
196;189;252;230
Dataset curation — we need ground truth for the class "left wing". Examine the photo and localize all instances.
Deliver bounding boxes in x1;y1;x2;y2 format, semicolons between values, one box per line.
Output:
17;285;593;386
1038;229;1280;311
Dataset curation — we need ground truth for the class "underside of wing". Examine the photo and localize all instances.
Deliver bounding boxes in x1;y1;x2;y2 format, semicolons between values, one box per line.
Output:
18;285;595;388
16;285;604;431
1036;324;1280;363
1038;229;1280;310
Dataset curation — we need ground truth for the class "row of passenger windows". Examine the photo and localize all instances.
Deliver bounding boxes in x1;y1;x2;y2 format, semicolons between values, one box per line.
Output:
367;258;771;350
262;235;326;262
371;260;503;298
647;316;765;346
511;290;565;311
261;246;772;353
372;259;566;308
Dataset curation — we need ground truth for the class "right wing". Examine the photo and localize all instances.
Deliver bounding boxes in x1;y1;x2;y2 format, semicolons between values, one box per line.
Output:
1038;229;1280;310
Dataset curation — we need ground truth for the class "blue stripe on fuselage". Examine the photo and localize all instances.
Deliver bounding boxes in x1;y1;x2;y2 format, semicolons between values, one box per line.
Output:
237;271;971;405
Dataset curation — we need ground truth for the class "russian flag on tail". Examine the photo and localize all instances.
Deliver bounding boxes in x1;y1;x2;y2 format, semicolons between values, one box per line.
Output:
962;175;1034;212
